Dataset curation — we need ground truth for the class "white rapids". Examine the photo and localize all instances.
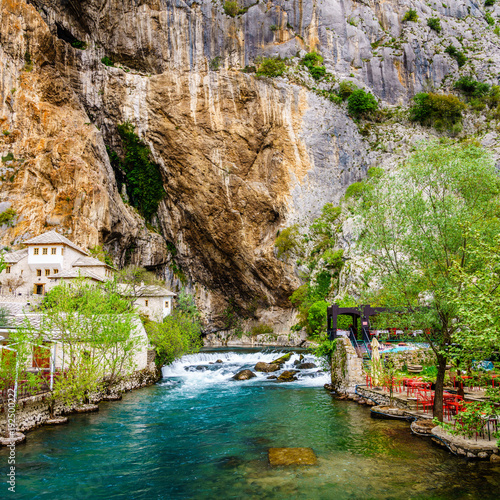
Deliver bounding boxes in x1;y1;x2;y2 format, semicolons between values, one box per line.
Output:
159;350;330;395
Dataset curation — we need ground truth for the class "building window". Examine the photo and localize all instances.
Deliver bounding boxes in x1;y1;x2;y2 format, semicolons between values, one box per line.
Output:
145;300;149;307
5;266;10;274
53;269;59;274
42;248;48;255
34;248;39;255
36;269;42;277
165;301;169;308
61;248;64;255
51;248;57;255
45;269;50;276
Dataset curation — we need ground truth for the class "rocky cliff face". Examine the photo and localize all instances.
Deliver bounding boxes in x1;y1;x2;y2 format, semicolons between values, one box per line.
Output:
1;0;499;329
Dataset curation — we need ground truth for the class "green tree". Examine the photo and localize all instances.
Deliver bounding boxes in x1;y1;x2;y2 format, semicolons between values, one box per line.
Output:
354;142;500;421
116;265;164;298
146;311;202;367
256;57;287;77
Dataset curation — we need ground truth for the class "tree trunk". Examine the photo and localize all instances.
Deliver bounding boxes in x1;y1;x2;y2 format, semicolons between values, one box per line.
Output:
433;353;447;422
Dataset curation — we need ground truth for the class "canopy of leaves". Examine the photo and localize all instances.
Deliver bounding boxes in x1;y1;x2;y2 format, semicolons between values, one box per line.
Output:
454;76;490;98
275;224;300;259
347;89;378;118
409;92;466;128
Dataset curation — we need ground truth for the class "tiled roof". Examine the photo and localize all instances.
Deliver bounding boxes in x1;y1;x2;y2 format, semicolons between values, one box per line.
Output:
118;284;176;297
72;256;114;269
2;248;28;263
24;230;88;255
48;269;104;282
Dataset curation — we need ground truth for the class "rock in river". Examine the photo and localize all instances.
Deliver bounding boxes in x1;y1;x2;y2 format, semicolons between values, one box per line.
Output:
297;362;317;369
277;370;298;382
255;362;280;372
270;353;292;366
232;370;257;380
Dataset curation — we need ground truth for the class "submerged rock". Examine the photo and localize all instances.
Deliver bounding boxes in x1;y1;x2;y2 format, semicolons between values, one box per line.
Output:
255;362;280;372
232;370;256;380
215;360;223;364
268;447;317;466
267;375;277;379
296;362;317;370
277;370;298;382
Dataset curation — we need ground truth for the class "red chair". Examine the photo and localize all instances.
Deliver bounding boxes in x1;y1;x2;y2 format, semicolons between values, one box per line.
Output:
416;390;434;413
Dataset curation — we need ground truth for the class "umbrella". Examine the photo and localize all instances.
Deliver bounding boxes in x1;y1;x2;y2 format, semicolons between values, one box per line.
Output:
371;337;381;386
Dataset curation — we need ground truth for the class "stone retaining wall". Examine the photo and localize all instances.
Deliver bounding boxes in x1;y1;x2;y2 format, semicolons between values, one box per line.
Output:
383;348;436;369
356;386;416;411
331;337;365;394
0;366;160;436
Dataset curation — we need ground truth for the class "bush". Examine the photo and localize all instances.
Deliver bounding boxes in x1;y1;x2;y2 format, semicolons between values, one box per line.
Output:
409;92;466;128
345;181;368;200
339;81;357;100
427;17;442;33
310;65;326;80
250;323;274;336
209;56;221;71
454;76;490;97
1;152;14;163
110;122;166;221
256;57;287;77
486;0;496;5
485;12;495;25
347;89;378;118
402;9;418;22
71;40;87;50
223;1;238;17
101;56;114;67
307;300;329;336
301;52;326;80
0;208;17;226
275;224;300;259
445;45;467;67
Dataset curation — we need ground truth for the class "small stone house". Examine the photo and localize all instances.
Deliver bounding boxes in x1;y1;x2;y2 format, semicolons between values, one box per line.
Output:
0;230;114;296
119;284;176;320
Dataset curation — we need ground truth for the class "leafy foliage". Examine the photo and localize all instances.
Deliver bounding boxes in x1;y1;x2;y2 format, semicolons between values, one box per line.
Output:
275;224;300;259
427;17;442;33
454;76;490;97
347;89;378;118
111;122;166;221
256;57;287;77
402;9;418;22
353;142;500;420
338;81;357;100
223;1;239;17
445;45;467;67
145;295;202;367
250;323;274;336
409;92;466;130
0;208;17;226
485;0;496;6
301;52;326;80
101;56;114;67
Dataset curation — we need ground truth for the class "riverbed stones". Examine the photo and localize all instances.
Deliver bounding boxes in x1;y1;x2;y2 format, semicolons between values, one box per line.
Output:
277;370;298;382
102;394;122;401
267;375;277;379
491;454;500;462
270;353;292;365
268;447;317;466
296;362;317;369
232;370;257;380
215;360;223;364
411;420;436;435
73;404;99;413
255;362;280;372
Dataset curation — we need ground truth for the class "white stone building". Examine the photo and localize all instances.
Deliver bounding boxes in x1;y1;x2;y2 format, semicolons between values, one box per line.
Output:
1;230;114;296
119;284;176;321
0;230;176;320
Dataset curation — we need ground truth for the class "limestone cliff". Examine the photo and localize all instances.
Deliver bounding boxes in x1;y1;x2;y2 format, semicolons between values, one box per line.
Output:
1;0;499;330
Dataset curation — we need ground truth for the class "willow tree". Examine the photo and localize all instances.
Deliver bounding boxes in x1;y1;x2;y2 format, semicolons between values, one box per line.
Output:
354;142;500;420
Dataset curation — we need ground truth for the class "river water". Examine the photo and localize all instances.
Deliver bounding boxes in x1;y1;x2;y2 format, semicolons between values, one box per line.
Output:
2;348;500;499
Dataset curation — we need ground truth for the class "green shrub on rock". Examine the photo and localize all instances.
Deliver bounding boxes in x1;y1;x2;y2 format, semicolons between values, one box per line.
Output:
347;89;378;118
445;45;467;67
101;56;114;67
427;17;442;33
256;57;287;77
454;76;490;97
402;9;418;22
223;1;238;17
409;92;466;129
275;224;300;259
301;52;327;80
339;81;357;100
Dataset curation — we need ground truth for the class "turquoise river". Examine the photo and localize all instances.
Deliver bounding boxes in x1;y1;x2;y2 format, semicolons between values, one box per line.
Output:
1;348;499;499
